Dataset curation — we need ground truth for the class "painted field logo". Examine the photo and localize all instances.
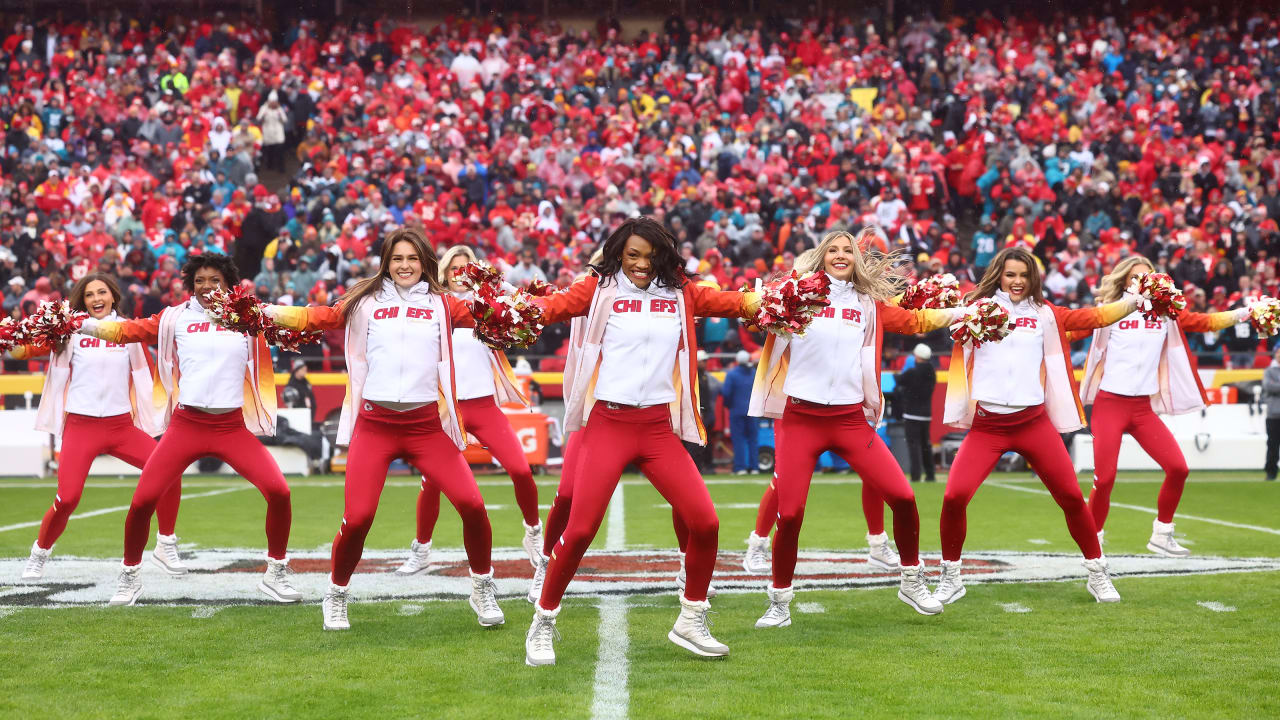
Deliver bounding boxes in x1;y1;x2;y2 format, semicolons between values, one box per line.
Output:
3;549;1278;607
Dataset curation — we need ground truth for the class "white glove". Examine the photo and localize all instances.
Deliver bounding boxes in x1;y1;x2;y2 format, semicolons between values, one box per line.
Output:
77;317;100;337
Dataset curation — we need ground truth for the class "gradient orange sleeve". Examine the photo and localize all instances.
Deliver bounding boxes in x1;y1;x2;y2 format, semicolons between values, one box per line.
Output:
271;304;344;332
534;277;596;324
1054;300;1133;332
95;313;162;344
1177;310;1239;333
879;303;953;334
444;295;475;328
9;344;51;360
689;283;761;319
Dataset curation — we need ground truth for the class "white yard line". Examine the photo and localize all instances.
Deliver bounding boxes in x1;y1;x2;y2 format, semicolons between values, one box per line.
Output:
987;481;1280;536
591;483;630;720
0;486;248;533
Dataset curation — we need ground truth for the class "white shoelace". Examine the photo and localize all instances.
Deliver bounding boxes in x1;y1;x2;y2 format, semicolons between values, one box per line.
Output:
25;553;47;574
687;607;717;641
531;617;559;653
158;541;181;566
116;567;139;594
270;563;296;591
326;590;348;621
474;577;501;614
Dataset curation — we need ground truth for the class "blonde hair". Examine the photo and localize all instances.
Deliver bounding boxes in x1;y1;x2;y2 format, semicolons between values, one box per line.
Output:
793;228;904;302
1096;255;1153;304
438;244;478;285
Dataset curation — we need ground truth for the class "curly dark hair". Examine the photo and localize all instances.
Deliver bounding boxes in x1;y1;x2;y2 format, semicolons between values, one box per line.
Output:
180;253;241;292
589;216;687;290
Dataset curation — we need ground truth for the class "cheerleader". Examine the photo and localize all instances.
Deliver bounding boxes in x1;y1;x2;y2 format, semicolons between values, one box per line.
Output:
745;480;896;575
78;255;297;606
936;247;1137;605
747;230;959;626
1079;256;1250;556
524;217;760;666
19;273;183;580
266;229;500;631
396;245;542;577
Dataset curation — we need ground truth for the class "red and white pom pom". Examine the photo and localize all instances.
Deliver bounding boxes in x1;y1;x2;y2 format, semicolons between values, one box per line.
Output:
752;271;832;338
262;325;321;353
900;273;962;310
455;262;545;349
16;300;87;350
523;278;557;297
1128;272;1186;321
0;316;21;354
950;299;1015;348
203;285;267;334
1248;297;1280;338
204;285;319;350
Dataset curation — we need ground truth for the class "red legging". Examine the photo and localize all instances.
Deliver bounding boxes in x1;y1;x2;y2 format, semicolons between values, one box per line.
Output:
771;401;920;589
1088;390;1188;528
333;402;491;585
38;413;179;550
543;429;688;558
540;404;715;609
753;479;885;537
941;405;1101;561
415;396;540;542
125;407;290;565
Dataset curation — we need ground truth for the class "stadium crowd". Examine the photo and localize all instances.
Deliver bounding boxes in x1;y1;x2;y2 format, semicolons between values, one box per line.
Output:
4;7;1280;372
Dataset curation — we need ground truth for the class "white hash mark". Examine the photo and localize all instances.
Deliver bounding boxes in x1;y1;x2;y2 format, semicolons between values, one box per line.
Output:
398;603;424;616
191;606;220;619
1197;601;1237;613
796;602;826;614
998;602;1032;613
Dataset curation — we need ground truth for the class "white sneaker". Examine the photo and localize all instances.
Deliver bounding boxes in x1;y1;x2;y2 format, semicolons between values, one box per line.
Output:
469;569;505;627
866;532;901;571
525;604;560;666
898;563;944;615
522;522;544;568
669;596;729;657
743;531;772;574
150;533;187;576
675;552;716;598
754;585;793;628
1083;556;1121;602
22;541;50;580
1147;519;1191;558
527;554;548;604
322;582;351;630
259;557;302;603
108;563;143;606
395;539;432;576
932;559;966;604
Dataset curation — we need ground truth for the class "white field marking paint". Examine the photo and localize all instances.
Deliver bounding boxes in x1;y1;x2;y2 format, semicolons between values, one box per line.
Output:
605;484;626;552
653;503;760;510
1027;539;1052;545
191;606;220;619
4;549;1279;607
0;606;18;620
998;602;1032;613
398;603;424;616
0;486;249;534
590;595;630;720
592;483;630;720
1197;601;1237;612
796;602;826;614
987;481;1280;536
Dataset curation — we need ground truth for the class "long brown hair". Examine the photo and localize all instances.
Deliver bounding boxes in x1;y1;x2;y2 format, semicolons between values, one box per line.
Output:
793;228;903;302
339;227;443;320
965;247;1045;305
1096;255;1153;304
69;272;124;315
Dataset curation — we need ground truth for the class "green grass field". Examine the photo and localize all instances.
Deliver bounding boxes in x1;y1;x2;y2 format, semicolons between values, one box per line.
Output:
0;471;1277;719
